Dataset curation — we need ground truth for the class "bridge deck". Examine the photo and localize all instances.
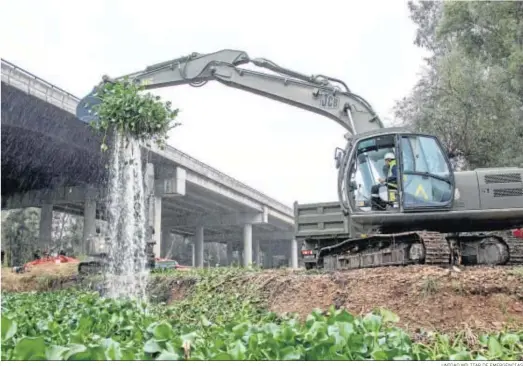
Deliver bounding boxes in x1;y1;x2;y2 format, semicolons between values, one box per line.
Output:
1;58;295;240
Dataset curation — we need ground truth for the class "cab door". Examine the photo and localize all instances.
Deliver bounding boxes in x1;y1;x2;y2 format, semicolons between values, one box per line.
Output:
398;133;455;212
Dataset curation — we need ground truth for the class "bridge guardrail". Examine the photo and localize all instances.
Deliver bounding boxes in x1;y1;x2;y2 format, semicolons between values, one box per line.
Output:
1;59;80;115
1;59;293;218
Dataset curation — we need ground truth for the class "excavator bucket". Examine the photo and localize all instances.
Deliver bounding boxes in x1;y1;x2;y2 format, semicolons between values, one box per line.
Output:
76;87;102;123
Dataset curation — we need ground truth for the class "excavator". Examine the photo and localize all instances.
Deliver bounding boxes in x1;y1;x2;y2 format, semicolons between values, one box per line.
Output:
76;49;523;271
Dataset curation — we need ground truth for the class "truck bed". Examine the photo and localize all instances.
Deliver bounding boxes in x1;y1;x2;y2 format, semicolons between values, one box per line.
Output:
294;201;350;239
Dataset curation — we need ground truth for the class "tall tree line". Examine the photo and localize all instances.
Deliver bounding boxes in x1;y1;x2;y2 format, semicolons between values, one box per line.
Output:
394;1;523;170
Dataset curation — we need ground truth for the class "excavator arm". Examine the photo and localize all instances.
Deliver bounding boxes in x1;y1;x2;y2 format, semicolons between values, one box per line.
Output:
76;49;384;137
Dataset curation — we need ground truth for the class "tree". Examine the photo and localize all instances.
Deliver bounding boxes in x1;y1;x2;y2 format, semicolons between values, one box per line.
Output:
67;216;84;255
407;0;447;62
436;1;523;98
52;211;69;251
167;234;193;265
436;1;523;167
51;212;84;255
1;208;86;266
1;208;40;266
394;1;523;169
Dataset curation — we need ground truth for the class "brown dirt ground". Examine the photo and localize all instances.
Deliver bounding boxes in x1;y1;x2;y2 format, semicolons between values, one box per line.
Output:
3;263;523;334
1;262;78;292
166;266;523;333
253;266;523;333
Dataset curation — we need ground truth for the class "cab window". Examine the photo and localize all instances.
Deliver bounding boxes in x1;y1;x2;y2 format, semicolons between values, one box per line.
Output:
348;135;397;211
400;135;453;209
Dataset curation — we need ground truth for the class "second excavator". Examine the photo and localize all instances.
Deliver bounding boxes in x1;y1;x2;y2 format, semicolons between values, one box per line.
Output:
75;49;523;271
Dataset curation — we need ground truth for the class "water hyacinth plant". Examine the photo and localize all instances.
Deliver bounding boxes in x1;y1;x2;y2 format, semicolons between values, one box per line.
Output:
87;77;180;152
2;266;523;362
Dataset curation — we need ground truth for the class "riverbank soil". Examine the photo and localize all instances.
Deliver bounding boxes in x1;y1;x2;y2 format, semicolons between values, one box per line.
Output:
167;266;523;333
3;264;522;333
258;266;523;333
1;262;78;292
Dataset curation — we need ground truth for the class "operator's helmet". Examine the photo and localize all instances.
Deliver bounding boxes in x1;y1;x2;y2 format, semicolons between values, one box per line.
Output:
384;152;395;161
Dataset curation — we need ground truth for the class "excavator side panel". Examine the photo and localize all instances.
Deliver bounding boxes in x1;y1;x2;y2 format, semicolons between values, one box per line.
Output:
452;171;481;211
475;168;523;209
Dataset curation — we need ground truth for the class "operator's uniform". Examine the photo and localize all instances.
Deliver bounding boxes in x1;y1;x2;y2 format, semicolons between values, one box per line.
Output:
371;157;398;210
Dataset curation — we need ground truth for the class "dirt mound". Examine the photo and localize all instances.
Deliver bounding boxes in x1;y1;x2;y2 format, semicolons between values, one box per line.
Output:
255;266;523;333
167;266;523;333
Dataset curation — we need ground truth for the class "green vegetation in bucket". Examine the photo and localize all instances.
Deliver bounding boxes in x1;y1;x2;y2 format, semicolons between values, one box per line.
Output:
87;77;180;152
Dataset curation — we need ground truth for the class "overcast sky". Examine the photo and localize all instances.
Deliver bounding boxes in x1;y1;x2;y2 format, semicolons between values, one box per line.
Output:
1;0;426;207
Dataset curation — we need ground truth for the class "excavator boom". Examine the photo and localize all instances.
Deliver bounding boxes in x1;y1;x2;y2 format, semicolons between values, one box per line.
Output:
77;49;384;137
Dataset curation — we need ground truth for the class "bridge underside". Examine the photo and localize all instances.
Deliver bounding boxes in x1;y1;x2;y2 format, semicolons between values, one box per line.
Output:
1;79;297;267
1;82;106;200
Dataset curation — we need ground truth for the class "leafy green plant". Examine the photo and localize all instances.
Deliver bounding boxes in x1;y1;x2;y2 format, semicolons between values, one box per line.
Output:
86;77;180;152
2;269;522;361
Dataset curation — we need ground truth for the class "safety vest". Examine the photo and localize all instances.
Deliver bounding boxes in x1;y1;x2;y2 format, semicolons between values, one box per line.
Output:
387;160;397;188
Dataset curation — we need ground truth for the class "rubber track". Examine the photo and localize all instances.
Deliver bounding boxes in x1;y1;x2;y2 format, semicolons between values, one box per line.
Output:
417;231;451;265
317;231;519;270
329;231;451;267
501;232;523;265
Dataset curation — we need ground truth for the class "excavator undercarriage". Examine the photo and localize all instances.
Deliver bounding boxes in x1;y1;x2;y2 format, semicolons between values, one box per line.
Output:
315;231;523;271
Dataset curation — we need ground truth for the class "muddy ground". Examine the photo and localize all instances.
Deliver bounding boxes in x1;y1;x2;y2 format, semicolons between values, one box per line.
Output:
3;264;523;333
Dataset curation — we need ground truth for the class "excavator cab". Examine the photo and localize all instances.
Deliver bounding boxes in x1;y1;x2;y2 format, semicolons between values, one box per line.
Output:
344;131;455;214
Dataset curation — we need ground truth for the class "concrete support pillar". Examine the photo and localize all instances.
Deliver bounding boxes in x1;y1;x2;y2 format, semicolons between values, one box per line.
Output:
261;251;266;268
82;200;96;254
253;239;260;266
243;223;252;267
161;230;171;258
226;243;234;266
259;251;264;268
263;242;274;268
145;163;155;229
191;243;196;267
39;204;53;250
290;238;298;269
264;252;273;268
195;226;204;268
153;196;162;258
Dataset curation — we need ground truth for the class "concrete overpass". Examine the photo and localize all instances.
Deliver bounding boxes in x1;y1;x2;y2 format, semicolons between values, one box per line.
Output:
1;59;298;268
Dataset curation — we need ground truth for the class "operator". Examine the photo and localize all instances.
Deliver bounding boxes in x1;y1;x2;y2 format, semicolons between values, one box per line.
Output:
371;152;398;210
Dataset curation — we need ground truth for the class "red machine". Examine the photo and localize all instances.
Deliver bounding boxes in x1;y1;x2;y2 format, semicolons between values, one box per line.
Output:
26;255;79;267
